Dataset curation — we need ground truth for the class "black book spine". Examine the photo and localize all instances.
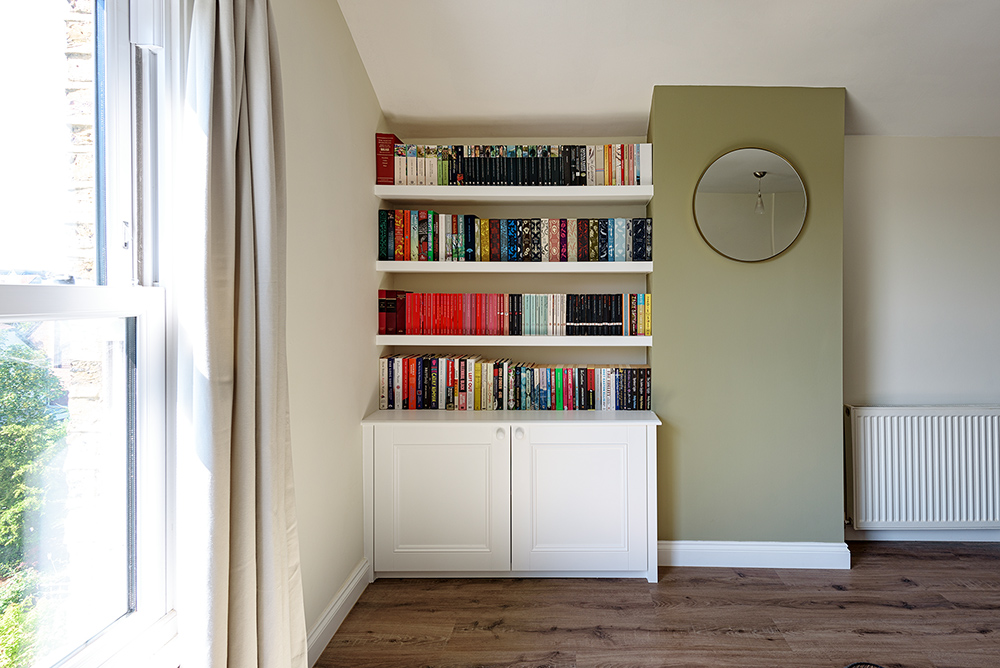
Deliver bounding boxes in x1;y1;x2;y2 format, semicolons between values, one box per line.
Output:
645;367;652;410
566;294;575;336
612;294;618;337
633;217;646;261
586;294;594;336
517;294;523;336
598;219;609;262
415;357;425;410
465;215;476;261
645;217;653;261
518;220;532;261
386;356;394;409
531;218;542;262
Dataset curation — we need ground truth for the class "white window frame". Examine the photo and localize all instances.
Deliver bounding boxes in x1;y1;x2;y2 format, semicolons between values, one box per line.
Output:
0;286;171;668
0;0;175;665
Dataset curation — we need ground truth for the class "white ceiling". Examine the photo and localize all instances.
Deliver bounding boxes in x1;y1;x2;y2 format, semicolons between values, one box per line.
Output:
336;0;1000;139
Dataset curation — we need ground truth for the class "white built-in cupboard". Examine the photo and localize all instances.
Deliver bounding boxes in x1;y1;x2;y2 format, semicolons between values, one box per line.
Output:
362;411;659;582
365;181;659;582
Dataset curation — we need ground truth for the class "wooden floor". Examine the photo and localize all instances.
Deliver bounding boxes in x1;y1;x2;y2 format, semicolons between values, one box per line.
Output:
315;542;1000;668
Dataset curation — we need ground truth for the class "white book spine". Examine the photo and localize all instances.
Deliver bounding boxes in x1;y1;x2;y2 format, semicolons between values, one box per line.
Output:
416;145;426;185
393;358;402;409
427;146;437;186
547;294;553;336
586;145;596;186
406;145;417;185
442;214;450;261
639;143;653;185
438;357;448;411
596;144;605;185
394;146;405;185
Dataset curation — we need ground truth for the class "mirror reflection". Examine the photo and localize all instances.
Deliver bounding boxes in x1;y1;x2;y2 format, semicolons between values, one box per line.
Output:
693;148;807;262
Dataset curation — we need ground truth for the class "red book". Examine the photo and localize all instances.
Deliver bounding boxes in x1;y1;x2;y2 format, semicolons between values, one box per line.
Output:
384;290;398;334
407;357;417;409
400;356;409;409
559;219;568;262
402;210;411;261
375;133;402;185
378;289;387;335
577;219;589;261
587;367;597;410
480;294;485;336
395;291;407;334
489;219;500;261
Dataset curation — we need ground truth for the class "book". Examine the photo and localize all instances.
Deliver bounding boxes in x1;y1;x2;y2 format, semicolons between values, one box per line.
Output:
406;145;417;185
375;133;402;185
378;209;391;261
614;218;626;262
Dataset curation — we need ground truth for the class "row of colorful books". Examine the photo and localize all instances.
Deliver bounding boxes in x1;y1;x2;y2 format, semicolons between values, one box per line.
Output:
378;355;652;411
375;134;652;187
378;292;652;337
377;211;653;263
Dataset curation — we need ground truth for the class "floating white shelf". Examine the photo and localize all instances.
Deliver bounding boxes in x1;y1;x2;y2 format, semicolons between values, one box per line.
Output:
374;184;653;206
377;335;652;347
376;261;653;274
363;409;661;425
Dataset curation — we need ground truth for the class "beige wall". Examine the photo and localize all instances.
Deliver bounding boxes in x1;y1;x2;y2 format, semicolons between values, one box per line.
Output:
844;136;1000;406
272;0;385;631
648;86;845;543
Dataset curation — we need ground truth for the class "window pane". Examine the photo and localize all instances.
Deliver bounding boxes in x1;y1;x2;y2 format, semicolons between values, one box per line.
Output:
0;317;130;667
0;1;100;285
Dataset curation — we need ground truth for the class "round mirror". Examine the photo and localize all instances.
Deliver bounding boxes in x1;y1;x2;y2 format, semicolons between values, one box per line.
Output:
693;148;807;262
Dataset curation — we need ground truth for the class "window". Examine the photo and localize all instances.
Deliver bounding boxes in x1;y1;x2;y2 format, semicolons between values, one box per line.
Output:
0;2;170;667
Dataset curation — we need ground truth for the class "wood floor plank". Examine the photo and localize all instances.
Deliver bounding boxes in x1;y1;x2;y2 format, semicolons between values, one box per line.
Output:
316;542;1000;668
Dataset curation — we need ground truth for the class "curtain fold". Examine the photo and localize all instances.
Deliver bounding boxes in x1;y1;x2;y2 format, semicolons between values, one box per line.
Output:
177;1;307;666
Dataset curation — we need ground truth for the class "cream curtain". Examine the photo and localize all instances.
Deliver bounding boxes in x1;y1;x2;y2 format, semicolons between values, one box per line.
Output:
176;0;307;666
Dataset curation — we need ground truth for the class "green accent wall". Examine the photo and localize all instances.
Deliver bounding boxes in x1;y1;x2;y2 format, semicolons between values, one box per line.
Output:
648;86;845;543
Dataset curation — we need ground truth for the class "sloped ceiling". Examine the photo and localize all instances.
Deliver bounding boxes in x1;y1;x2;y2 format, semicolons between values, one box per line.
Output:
336;0;1000;138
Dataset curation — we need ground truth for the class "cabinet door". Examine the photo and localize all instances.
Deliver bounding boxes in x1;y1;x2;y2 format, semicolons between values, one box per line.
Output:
374;422;511;572
511;424;647;572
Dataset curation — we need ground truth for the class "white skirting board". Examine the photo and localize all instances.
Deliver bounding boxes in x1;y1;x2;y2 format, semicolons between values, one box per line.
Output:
658;541;851;570
306;558;371;667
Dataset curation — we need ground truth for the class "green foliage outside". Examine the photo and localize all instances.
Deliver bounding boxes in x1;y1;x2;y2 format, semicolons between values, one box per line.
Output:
0;567;40;668
0;337;68;668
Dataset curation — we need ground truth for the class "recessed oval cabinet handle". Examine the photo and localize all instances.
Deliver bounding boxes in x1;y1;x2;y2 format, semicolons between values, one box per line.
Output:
514;427;525;440
496;428;506;440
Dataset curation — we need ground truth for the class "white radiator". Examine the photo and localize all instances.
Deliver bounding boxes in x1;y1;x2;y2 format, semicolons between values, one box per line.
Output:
849;406;1000;530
